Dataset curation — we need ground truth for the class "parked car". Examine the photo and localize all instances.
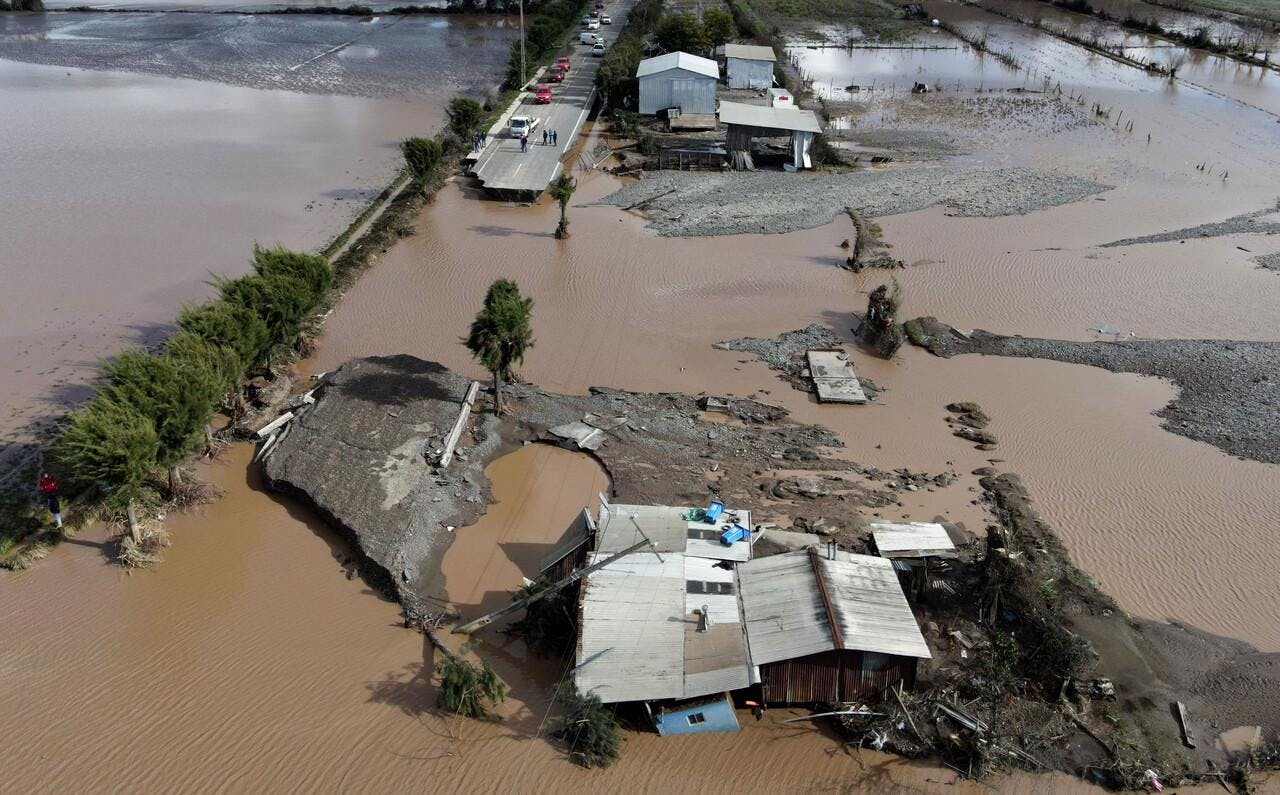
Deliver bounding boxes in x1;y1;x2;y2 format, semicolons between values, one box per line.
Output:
534;84;553;104
580;15;591;24
579;30;602;44
586;17;600;29
554;56;571;72
591;41;606;56
600;13;611;23
545;66;565;83
509;115;538;138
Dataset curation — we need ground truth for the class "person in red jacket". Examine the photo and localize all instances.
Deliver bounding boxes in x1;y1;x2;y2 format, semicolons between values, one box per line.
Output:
38;472;62;529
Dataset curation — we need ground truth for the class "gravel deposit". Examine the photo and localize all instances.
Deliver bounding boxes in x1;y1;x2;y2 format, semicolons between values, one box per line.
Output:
714;323;839;373
598;167;1111;237
906;320;1280;464
1255;251;1280;272
1102;198;1280;247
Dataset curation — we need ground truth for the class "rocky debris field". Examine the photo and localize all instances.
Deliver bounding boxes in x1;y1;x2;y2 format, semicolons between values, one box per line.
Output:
597;167;1111;237
1102;198;1280;248
1256;251;1280;272
905;318;1280;464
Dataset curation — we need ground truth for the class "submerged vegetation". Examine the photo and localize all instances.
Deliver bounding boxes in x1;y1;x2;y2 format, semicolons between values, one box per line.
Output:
554;687;622;768
439;655;508;718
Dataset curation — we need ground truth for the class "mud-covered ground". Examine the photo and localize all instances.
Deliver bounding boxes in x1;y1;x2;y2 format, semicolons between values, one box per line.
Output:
262;355;968;617
906;318;1280;464
597;167;1110;237
0;12;515;96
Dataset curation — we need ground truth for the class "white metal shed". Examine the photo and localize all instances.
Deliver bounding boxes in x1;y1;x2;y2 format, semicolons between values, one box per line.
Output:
636;51;719;115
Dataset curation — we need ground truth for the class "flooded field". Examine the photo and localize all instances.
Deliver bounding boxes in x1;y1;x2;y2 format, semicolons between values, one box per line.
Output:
0;15;514;459
5;0;1280;788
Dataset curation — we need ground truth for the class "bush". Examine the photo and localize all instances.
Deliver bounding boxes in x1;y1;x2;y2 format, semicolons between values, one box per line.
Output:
178;300;272;374
703;7;737;47
439;656;507;718
218;271;315;346
401;137;444;191
53;397;159;501
509;578;578;656
445;96;485;141
554;687;622;768
656;12;712;54
251;245;332;307
99;348;225;468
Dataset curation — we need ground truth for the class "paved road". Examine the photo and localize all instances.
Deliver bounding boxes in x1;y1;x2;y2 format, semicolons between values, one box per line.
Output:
472;0;633;196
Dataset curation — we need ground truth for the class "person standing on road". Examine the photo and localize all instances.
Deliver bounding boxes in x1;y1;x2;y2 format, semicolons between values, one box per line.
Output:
553;129;559;146
542;129;549;146
520;134;528;153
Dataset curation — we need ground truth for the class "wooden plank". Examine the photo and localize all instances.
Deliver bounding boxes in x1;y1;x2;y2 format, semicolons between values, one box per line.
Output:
439;381;480;468
254;411;294;439
1175;701;1196;748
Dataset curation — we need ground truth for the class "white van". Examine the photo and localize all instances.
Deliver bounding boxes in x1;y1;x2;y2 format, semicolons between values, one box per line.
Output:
579;31;602;45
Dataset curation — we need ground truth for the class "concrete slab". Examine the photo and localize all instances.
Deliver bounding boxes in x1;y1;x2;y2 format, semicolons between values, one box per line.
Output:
806;349;868;404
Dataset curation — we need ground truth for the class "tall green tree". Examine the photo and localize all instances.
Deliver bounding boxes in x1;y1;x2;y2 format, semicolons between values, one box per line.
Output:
401;137;444;195
465;279;534;414
702;8;736;47
548;174;577;240
656;13;711;55
53;397;159;543
178;300;271;374
445;96;485;142
99;348;224;472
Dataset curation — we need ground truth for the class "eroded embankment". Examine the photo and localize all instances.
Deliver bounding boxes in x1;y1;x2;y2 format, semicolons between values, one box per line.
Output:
905;318;1280;464
263;354;869;617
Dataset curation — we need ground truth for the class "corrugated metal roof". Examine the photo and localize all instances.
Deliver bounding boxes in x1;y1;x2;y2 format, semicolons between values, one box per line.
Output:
576;503;755;704
724;43;777;62
636;51;719;80
871;521;957;558
597;504;689;553
575;573;685;703
819;554;932;659
738;550;930;664
717;100;823;133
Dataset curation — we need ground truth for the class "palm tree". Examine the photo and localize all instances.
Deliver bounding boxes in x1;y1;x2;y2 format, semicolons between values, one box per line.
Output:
465;279;534;414
548;174;577;239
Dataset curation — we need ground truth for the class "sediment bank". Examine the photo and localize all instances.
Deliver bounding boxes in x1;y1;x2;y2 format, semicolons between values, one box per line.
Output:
906;318;1280;463
598;167;1111;236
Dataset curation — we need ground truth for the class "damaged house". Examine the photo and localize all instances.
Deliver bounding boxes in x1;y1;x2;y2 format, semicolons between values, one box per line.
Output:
571;503;930;734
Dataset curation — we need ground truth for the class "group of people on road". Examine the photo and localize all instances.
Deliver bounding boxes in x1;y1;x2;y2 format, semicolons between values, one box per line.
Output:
520;129;559;153
470;130;488;152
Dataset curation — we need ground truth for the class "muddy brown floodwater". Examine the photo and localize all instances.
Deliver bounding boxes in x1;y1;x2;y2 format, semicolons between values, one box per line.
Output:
0;14;514;462
2;444;1118;792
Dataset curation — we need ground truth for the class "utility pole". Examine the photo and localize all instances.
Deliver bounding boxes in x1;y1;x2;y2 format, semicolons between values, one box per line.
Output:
519;0;527;88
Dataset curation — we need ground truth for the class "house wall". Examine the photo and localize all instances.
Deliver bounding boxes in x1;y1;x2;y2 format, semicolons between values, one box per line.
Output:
654;694;740;734
761;650;917;704
638;69;716;115
726;57;774;89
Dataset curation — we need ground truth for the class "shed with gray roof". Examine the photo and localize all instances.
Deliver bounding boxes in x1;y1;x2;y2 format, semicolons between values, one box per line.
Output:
637;52;719;115
723;43;777;89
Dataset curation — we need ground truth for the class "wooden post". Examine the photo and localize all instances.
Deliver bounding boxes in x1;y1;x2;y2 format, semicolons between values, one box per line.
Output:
440;381;481;468
126;501;142;545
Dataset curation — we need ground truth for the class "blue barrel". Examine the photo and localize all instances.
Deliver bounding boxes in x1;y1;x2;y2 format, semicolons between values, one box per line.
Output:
720;524;749;545
704;500;725;523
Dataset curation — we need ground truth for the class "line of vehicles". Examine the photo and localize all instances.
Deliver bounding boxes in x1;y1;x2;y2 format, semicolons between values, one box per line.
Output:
508;4;612;139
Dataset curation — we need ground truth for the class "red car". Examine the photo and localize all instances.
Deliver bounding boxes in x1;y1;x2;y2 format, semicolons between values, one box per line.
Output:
534;84;553;104
545;66;565;83
554;56;571;72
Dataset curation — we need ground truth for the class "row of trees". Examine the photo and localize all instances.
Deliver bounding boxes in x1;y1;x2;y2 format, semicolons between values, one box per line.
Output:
52;246;332;541
654;8;736;55
505;0;592;87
